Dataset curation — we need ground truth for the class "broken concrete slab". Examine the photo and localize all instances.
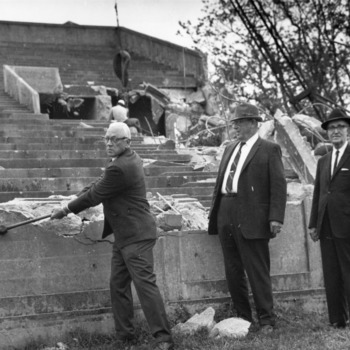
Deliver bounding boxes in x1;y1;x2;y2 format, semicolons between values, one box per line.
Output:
172;307;216;335
93;95;112;121
209;317;251;339
0;197;104;238
156;213;183;232
275;109;317;184
292;114;327;148
258;119;275;140
287;182;314;202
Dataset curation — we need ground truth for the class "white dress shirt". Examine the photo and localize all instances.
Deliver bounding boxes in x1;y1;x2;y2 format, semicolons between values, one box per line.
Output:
222;132;259;194
331;141;348;176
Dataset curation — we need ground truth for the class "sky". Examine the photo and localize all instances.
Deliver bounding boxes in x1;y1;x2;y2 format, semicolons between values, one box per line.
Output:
0;0;203;48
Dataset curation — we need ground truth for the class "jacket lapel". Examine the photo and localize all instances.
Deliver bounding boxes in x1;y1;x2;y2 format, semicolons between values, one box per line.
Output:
218;141;239;184
332;144;350;178
241;137;262;173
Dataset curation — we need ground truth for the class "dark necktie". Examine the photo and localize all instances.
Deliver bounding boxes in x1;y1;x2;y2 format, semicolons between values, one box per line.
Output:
226;142;245;193
333;150;339;175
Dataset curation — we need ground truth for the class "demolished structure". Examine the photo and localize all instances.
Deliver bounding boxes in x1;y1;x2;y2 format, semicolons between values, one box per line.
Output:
0;20;329;348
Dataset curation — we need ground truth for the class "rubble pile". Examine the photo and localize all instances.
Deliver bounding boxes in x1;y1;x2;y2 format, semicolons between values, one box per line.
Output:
172;307;250;339
0;194;209;237
0;196;103;237
149;194;209;234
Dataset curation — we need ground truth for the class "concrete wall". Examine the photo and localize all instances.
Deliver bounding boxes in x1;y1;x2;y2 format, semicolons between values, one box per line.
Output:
0;197;323;348
3;65;41;113
0;21;204;81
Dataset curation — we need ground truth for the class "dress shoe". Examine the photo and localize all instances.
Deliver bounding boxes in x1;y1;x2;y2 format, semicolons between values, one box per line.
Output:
331;321;347;329
260;324;274;334
248;322;260;333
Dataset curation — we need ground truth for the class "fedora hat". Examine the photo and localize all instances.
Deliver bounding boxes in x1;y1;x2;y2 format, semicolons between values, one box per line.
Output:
321;108;350;130
230;103;263;122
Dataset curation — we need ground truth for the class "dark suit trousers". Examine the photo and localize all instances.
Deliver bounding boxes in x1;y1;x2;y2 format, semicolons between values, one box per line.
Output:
217;196;275;326
110;239;172;342
320;212;350;325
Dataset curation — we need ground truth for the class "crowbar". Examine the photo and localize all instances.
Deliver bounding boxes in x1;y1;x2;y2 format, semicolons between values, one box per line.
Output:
0;214;51;235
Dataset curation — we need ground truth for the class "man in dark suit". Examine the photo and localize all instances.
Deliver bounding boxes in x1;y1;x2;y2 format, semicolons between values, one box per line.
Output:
208;103;287;333
309;108;350;329
51;122;173;350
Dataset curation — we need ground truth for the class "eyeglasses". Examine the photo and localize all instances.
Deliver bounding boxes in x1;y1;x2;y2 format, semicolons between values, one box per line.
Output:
103;136;127;144
327;125;348;131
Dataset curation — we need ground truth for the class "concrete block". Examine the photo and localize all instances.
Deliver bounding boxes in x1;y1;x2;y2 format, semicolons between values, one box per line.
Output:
92;95;111;121
275;110;317;183
156;213;183;231
210;317;250;339
172;307;215;335
12;66;63;94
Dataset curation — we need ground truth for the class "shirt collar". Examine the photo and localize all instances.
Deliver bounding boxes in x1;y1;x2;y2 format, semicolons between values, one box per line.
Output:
243;132;259;147
333;141;348;155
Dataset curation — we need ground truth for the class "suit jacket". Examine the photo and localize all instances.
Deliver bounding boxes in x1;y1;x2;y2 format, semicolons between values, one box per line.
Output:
208;137;287;239
309;144;350;238
68;148;156;247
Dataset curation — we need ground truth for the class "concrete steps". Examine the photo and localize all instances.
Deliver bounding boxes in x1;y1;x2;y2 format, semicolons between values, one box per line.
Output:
0;167;199;179
0;41;211;204
0;110;215;205
0;184;214;204
0;142;159;151
0;173;217;192
0;149;179;159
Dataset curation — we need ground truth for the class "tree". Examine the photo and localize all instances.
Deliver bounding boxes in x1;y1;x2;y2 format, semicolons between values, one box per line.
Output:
179;0;350;120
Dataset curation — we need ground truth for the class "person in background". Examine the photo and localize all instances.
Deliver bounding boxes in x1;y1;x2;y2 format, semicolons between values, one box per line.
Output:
208;103;287;333
51;122;174;350
109;99;128;122
309;108;350;329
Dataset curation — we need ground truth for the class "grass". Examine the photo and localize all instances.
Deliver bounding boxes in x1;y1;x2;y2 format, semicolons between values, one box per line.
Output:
22;301;350;350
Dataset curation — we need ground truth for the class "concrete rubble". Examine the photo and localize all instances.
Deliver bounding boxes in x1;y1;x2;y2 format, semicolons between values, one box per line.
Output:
0;196;103;237
172;307;216;335
42;343;68;350
209;318;251;339
275;110;317;184
0;194;209;238
150;195;209;233
172;306;251;339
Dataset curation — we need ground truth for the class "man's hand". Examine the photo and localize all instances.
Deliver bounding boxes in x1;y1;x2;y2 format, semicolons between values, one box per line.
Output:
270;221;282;238
308;227;319;242
51;207;68;220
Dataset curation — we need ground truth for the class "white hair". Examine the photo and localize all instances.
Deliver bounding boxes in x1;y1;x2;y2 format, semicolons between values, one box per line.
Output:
107;122;131;139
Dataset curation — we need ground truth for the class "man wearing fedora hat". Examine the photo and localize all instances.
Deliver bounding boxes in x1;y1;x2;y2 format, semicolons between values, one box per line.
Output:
309;108;350;328
208;102;287;333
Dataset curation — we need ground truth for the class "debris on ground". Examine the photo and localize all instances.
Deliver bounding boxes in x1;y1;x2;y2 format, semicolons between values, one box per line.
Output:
42;342;68;350
172;307;216;335
172;307;250;339
209;318;251;339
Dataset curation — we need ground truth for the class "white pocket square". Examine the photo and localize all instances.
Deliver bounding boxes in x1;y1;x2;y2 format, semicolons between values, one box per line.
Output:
341;168;349;171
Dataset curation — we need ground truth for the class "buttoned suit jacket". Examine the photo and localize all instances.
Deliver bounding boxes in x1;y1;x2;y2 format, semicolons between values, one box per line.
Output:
68;148;156;248
309;144;350;238
208;137;287;239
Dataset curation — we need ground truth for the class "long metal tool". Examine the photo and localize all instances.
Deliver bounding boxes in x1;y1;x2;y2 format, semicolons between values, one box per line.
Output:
0;214;51;235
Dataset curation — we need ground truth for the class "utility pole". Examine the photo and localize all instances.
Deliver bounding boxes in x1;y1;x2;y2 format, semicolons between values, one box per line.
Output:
115;0;120;27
